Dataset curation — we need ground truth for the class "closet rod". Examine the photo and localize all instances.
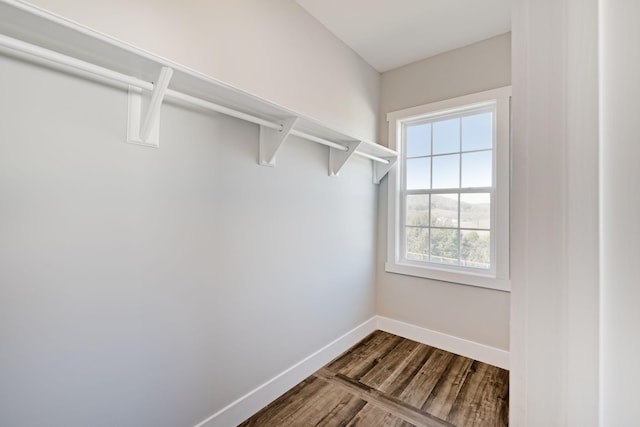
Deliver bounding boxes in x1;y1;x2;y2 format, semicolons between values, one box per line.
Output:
0;33;390;165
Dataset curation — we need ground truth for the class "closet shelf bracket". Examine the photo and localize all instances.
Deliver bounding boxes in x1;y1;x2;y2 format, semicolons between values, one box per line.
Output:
373;156;398;184
127;66;173;147
259;117;298;167
329;140;362;177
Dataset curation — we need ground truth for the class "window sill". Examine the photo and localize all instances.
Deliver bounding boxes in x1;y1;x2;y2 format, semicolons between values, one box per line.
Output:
384;261;510;292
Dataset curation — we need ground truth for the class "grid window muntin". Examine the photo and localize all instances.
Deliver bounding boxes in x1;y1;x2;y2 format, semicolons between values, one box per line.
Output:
400;103;496;273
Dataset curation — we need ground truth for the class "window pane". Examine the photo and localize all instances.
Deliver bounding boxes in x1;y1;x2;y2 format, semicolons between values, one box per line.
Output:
430;194;458;227
461;230;490;269
432;154;459;189
460;193;490;229
406;227;429;261
461;151;492;188
406;195;429;226
430;228;459;265
406;123;430;157
462;112;493;151
433;118;460;154
406;158;430;190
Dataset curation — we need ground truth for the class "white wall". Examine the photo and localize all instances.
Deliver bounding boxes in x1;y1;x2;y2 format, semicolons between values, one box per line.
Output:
600;0;640;423
26;0;380;141
510;0;600;425
376;34;511;351
0;52;377;427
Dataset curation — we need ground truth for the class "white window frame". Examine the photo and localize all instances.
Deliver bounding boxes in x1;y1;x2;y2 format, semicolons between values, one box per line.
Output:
385;86;511;291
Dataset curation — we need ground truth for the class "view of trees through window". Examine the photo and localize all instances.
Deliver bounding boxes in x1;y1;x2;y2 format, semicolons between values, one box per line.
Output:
402;107;494;270
405;194;490;268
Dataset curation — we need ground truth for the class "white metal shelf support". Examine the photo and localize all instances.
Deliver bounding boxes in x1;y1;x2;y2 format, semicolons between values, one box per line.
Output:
373;156;398;184
329;141;362;176
127;66;173;147
259;117;297;167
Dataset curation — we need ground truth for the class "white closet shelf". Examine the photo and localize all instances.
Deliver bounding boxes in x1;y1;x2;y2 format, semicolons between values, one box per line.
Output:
0;0;397;183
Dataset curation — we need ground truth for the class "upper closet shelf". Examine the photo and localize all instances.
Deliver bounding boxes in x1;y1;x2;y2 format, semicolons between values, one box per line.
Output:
0;0;397;183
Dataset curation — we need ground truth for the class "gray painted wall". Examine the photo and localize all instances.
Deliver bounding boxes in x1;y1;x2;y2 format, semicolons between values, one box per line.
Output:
0;55;377;427
601;0;640;423
376;34;512;350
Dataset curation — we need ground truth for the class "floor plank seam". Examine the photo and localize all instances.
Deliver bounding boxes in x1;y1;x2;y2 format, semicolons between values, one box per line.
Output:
239;331;509;427
316;368;454;427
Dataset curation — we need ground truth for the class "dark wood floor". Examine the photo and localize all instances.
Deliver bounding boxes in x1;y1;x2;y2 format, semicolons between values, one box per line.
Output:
239;330;509;427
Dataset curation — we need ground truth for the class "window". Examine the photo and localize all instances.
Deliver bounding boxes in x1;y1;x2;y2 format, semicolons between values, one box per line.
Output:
386;87;511;291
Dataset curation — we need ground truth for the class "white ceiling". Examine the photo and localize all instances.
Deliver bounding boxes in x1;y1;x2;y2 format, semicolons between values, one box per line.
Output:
295;0;511;72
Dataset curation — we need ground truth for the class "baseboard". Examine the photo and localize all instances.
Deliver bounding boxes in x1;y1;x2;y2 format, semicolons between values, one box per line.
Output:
194;315;508;426
194;316;378;427
376;316;510;370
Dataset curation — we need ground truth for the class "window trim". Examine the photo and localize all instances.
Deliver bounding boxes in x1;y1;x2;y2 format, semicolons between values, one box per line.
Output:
385;87;511;292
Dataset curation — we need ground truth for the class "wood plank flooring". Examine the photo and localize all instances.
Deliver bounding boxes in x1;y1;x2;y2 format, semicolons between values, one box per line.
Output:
239;331;509;427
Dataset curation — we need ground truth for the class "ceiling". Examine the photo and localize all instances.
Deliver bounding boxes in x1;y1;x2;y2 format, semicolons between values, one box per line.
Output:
295;0;511;73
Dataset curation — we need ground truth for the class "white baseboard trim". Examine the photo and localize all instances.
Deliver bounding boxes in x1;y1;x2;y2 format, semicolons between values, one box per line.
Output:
376;316;510;370
195;315;509;426
194;316;378;427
